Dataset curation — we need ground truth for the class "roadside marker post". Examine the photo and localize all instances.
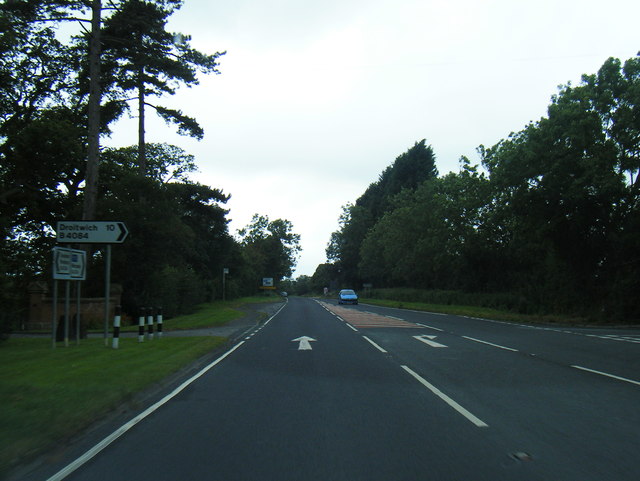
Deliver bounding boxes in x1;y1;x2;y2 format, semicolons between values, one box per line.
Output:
156;307;163;338
138;307;146;343
146;308;154;341
112;306;121;349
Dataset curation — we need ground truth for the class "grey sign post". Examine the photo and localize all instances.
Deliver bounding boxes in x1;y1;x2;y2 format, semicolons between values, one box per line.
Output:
52;247;86;348
56;221;128;346
222;268;229;301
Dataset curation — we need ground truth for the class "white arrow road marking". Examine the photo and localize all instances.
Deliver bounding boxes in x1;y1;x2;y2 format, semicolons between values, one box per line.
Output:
292;336;316;350
413;335;448;348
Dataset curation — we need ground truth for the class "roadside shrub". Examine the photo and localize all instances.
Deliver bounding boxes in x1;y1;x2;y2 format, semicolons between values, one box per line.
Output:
368;288;535;314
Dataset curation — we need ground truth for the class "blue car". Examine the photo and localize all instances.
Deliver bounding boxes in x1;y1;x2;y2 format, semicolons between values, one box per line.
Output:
338;289;358;305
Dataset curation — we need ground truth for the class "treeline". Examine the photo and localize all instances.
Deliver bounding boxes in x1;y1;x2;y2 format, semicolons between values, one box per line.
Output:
0;1;300;334
322;55;640;322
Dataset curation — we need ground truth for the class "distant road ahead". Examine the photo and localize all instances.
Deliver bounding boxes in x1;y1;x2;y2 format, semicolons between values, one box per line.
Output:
37;297;640;481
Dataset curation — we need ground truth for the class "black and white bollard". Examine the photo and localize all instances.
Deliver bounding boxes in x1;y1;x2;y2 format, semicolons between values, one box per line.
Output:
156;307;163;338
138;307;146;343
112;305;121;349
146;307;154;341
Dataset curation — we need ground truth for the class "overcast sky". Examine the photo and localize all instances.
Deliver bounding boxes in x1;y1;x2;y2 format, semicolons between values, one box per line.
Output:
106;0;640;277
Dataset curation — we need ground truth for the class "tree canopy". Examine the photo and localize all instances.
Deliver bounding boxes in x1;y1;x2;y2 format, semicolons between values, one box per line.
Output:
327;140;438;287
0;1;300;335
326;54;640;321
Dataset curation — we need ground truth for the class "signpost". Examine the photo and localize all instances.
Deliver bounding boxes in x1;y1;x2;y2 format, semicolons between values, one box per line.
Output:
260;277;276;290
51;247;86;347
53;247;86;281
54;220;128;347
56;221;128;244
222;268;229;301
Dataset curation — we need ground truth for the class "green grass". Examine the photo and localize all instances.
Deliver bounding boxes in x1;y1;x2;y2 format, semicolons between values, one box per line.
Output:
360;298;587;325
0;336;226;475
119;296;284;331
1;296;284;475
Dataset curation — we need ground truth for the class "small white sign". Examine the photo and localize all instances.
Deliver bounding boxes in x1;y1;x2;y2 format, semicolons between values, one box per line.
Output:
53;247;86;280
262;277;274;287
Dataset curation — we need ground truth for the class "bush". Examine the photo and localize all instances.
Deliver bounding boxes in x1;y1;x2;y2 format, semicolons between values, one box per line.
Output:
368;288;535;314
124;265;208;319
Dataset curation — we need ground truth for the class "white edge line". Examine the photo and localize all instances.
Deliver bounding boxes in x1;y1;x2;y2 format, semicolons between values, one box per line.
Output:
408;310;446;316
262;298;288;327
346;323;359;332
45;300;295;480
362;336;388;353
417;323;443;332
401;365;488;428
572;365;640;387
47;341;246;481
462;336;518;352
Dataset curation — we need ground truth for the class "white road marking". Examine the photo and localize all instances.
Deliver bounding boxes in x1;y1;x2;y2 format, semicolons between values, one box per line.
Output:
46;342;247;481
413;335;448;348
406;310;446;316
346;323;359;332
402;365;489;428
363;336;388;353
292;336;316;350
462;336;518;352
417;323;443;332
572;365;640;387
47;300;291;481
386;315;404;321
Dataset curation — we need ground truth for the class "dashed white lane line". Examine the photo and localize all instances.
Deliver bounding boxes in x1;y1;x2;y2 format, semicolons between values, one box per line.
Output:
402;365;489;428
363;336;388;353
571;365;640;387
462;336;518;352
417;323;444;332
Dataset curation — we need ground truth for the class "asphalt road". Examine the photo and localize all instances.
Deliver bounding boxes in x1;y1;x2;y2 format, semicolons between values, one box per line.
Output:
30;297;640;480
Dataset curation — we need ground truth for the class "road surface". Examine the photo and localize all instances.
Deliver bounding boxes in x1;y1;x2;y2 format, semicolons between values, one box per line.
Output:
26;297;640;480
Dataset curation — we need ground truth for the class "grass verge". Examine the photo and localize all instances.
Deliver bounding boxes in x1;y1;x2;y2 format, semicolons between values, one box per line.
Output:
360;298;588;325
0;336;226;476
121;295;283;331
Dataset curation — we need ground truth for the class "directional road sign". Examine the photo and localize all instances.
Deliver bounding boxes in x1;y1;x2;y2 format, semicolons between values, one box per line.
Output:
53;247;86;280
56;221;128;244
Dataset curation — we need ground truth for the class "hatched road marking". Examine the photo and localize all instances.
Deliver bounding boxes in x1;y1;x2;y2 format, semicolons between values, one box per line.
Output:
318;301;423;329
